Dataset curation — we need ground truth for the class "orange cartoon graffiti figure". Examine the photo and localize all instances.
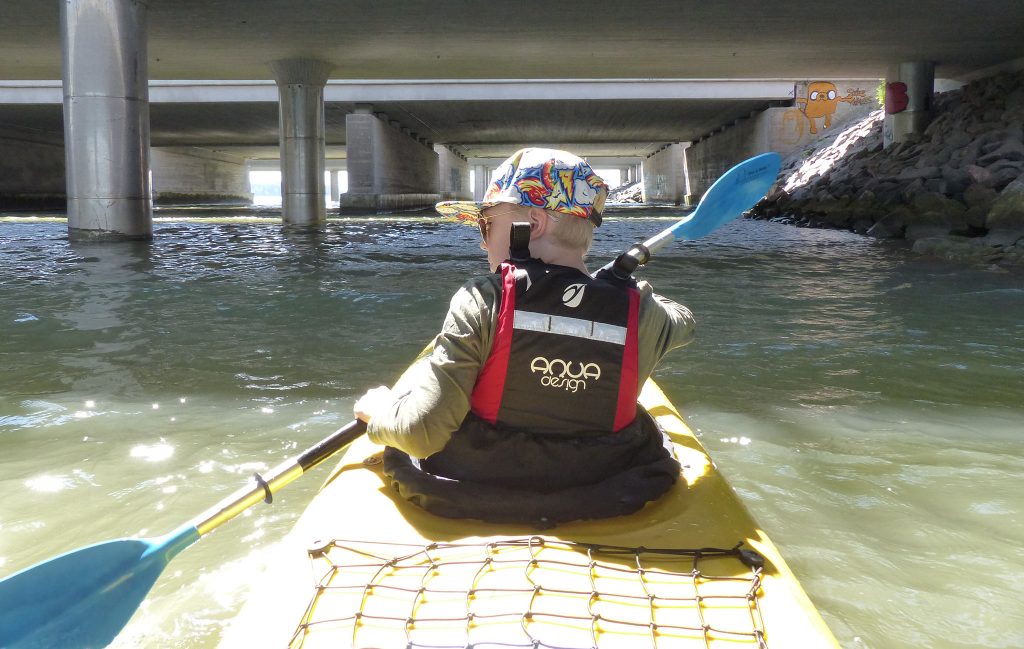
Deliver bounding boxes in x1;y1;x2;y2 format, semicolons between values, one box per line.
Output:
795;81;869;134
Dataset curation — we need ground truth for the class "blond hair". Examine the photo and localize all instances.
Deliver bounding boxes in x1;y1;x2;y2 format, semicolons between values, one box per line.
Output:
546;210;595;253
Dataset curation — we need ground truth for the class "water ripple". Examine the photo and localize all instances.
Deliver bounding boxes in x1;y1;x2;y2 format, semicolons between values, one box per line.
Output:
1;216;1022;649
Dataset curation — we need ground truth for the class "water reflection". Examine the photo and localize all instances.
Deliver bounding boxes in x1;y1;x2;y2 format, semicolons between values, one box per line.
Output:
56;242;155;398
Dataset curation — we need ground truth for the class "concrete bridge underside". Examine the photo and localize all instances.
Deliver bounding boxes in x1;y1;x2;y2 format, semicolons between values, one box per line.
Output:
0;80;799;219
1;0;1023;237
4;1;1021;81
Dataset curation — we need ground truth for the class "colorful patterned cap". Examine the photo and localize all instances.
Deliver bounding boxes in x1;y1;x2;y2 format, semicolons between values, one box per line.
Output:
435;148;609;227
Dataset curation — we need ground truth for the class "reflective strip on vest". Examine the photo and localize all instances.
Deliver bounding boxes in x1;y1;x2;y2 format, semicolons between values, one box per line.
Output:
513;310;627;345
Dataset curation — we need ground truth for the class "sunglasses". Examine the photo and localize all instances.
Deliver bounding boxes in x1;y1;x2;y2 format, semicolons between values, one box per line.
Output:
476;208;520;242
477;217;491;241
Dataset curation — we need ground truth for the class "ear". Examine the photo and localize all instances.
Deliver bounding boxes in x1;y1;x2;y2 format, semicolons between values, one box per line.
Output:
526;207;549;239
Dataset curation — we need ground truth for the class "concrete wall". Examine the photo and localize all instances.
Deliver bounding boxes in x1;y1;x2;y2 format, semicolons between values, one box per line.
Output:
685;79;879;196
0;129;66;210
641;143;689;204
434;144;471;200
151;147;252;204
686;118;767;197
343;112;438;211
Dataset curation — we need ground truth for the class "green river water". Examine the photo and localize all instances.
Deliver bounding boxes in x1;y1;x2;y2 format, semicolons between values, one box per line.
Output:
0;213;1021;648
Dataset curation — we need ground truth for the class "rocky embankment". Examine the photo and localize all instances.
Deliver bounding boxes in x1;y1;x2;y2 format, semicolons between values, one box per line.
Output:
752;70;1024;267
608;180;643;203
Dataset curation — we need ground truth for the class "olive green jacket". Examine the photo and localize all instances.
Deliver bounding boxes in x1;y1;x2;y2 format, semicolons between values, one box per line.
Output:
368;274;696;458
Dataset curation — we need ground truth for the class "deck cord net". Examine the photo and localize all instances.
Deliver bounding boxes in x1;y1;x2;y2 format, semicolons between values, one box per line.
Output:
289;536;768;649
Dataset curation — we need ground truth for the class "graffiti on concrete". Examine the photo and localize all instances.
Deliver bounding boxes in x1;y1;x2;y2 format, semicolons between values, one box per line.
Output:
785;82;872;138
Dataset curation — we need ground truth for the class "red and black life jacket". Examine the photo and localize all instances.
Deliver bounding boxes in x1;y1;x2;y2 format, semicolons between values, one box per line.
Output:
470;258;641;435
381;249;681;527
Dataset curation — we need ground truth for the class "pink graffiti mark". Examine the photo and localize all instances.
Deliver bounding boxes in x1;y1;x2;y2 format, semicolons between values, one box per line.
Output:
885;82;909;114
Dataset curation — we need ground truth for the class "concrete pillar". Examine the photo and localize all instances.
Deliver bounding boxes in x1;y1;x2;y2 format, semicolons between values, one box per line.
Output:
270;58;333;225
884;61;935;148
472;164;489;200
329;170;340;203
640;161;649;203
642;143;690;205
60;0;151;241
341;111;439;212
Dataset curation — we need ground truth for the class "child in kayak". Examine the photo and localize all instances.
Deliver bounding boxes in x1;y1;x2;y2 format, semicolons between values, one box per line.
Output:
354;148;695;527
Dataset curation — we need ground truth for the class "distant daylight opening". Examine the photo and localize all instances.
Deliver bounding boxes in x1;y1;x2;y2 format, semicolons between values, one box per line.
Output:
248;170;347;206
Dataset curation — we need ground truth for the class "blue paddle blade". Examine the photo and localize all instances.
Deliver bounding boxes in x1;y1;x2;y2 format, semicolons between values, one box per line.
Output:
0;525;199;649
671;152;781;241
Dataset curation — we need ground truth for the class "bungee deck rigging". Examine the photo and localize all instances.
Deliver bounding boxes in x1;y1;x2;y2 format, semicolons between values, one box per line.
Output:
290;537;771;649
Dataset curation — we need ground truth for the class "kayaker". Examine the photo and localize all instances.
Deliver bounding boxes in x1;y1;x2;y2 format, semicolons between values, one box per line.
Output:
354;148;695;527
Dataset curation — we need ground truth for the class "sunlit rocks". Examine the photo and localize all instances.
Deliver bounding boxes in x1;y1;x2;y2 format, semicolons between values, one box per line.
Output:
753;70;1024;266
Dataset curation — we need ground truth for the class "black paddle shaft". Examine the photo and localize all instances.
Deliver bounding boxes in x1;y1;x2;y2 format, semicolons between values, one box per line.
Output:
297;419;368;472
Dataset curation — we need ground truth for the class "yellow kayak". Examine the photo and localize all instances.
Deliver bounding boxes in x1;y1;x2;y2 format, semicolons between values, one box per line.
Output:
221;380;838;648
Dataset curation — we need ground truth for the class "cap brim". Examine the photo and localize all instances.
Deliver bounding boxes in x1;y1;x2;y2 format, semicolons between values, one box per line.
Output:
435;198;523;224
434;200;486;224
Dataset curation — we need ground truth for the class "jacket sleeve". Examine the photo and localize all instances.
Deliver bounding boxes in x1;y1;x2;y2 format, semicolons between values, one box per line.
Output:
636;280;696;382
366;276;499;458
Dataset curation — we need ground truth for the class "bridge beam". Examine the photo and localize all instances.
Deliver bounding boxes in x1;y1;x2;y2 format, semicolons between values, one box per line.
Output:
271;58;333;225
60;0;152;241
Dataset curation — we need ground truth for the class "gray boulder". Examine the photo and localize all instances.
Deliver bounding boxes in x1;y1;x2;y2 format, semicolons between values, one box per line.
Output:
903;193;969;240
912;191;967;220
966;165;993;186
912;236;1005;264
984;174;1024;244
963;183;998;209
941;165;971;194
867;208;910;238
978;139;1024;164
991;166;1024;191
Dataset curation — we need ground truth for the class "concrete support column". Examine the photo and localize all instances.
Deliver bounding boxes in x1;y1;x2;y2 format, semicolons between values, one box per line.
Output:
329;170;340;203
472;164;489;200
341;109;439;212
270;58;333;225
642;143;690;205
884;61;935;148
434;145;471;200
640;161;649;203
60;0;151;241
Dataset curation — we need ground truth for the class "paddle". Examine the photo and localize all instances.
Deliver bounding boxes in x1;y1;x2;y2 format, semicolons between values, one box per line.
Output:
0;152;780;649
0;418;367;649
595;152;781;279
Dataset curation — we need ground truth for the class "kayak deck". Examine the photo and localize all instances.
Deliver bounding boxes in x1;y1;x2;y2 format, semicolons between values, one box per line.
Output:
221;381;838;648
